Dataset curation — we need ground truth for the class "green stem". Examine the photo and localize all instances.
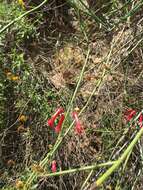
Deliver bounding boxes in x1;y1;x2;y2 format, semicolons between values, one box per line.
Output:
65;48;90;118
41;48;90;166
96;118;143;187
75;0;109;29
81;169;93;190
121;1;143;21
0;0;48;34
39;161;116;177
24;48;90;189
111;1;143;30
24;32;122;189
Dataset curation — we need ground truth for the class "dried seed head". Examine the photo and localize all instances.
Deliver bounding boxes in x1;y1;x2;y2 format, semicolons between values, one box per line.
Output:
31;164;44;173
7;159;15;167
17;125;27;133
74;107;80;112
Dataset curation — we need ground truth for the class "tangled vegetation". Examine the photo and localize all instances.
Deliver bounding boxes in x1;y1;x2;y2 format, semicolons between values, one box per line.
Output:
0;0;143;190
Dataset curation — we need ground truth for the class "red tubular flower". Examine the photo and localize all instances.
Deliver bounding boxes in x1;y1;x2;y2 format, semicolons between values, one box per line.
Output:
51;160;57;172
55;114;65;133
72;112;84;134
47;108;64;128
124;109;136;122
47;117;55;128
139;113;143;128
75;122;84;134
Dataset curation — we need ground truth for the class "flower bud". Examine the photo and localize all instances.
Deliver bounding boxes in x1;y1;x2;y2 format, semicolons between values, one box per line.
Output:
51;160;57;172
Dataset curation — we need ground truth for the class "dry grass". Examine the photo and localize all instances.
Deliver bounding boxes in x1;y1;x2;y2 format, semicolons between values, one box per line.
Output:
0;0;143;190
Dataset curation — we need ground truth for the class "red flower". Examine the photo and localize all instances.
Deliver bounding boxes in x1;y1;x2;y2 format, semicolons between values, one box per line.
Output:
139;113;143;128
75;122;84;134
47;117;55;128
124;109;136;122
55;114;65;133
51;160;57;172
47;108;64;128
72;112;84;134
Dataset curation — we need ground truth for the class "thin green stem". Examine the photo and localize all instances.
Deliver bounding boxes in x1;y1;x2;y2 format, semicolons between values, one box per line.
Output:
81;169;93;190
24;27;122;189
67;0;108;29
111;1;143;30
78;0;109;29
121;1;143;21
0;0;48;34
65;48;90;119
39;161;116;177
24;48;90;189
95;111;143;187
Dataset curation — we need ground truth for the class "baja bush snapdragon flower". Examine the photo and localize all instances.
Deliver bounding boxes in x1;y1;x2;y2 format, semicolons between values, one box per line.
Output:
51;160;57;172
125;109;143;129
47;108;64;133
47;108;64;128
55;114;65;133
125;109;136;122
139;113;143;128
72;112;84;134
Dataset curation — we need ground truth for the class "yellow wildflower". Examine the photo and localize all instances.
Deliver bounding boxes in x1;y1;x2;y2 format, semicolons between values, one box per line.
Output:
18;115;27;122
15;180;24;189
18;0;25;9
11;76;20;81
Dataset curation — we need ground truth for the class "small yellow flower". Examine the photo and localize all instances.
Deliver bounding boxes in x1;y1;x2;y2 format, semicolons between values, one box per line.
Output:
18;0;25;9
18;115;27;122
11;76;20;81
15;180;24;189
